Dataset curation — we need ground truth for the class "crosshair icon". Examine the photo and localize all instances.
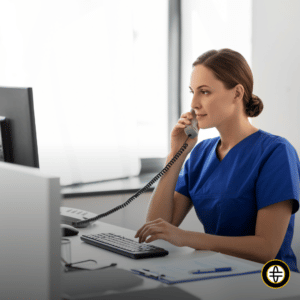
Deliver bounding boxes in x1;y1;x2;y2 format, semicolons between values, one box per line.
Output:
261;259;290;288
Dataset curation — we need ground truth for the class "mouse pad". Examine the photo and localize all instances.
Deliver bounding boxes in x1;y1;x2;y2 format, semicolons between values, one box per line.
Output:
61;267;143;299
66;287;201;300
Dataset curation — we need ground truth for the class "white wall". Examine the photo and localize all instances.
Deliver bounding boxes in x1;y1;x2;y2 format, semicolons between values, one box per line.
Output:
181;0;252;144
251;0;300;265
251;0;300;152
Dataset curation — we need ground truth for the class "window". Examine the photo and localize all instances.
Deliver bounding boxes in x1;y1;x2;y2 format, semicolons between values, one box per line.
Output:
0;0;168;185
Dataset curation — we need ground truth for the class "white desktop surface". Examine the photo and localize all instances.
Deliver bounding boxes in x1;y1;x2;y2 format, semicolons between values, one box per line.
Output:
65;221;300;300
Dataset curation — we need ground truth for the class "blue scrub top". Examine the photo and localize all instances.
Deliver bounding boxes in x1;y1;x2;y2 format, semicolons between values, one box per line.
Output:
175;129;300;273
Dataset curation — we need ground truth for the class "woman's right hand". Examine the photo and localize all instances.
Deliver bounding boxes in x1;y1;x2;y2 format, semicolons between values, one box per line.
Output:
170;111;199;155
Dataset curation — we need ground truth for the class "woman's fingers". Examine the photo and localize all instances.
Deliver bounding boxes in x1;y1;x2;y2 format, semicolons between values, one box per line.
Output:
138;226;153;243
134;219;164;242
134;220;153;238
140;225;163;243
138;223;159;243
134;219;156;238
180;111;194;120
145;233;164;243
134;220;184;247
178;115;192;125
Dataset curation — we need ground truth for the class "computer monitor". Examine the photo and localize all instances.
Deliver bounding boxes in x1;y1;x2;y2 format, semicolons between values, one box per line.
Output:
0;161;61;298
0;86;39;168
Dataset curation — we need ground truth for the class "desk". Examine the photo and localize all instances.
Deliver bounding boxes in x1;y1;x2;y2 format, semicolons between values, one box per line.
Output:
64;221;300;300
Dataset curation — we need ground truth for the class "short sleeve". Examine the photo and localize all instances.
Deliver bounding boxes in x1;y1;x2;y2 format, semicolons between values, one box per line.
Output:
175;157;191;199
256;142;300;215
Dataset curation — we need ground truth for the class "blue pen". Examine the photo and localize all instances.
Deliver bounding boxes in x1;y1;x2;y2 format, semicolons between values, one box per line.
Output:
190;267;232;274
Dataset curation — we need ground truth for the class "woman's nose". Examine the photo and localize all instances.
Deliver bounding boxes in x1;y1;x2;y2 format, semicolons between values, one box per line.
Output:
191;95;201;110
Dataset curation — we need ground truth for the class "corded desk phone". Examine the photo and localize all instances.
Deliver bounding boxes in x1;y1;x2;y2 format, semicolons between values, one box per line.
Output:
66;109;198;228
60;207;98;227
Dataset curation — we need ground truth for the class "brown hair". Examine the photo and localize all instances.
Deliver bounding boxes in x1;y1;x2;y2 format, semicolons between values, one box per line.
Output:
192;48;263;118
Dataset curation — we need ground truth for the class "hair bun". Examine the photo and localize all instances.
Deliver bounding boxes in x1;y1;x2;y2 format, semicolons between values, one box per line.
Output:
246;94;263;117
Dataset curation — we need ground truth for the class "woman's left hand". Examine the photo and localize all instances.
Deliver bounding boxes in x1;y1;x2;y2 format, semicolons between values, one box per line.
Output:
134;218;186;247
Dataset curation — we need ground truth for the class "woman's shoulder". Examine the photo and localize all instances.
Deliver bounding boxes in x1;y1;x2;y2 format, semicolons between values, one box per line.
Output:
258;129;297;152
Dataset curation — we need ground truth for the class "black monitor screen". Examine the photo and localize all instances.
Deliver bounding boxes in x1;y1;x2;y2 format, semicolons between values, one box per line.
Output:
0;87;39;168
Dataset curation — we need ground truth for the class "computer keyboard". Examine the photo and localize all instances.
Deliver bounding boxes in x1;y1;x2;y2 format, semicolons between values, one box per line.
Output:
80;233;169;259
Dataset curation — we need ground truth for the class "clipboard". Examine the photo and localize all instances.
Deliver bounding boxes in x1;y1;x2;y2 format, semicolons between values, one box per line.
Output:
130;253;262;285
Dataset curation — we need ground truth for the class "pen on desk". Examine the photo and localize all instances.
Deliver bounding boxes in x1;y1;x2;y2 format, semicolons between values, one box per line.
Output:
189;267;232;274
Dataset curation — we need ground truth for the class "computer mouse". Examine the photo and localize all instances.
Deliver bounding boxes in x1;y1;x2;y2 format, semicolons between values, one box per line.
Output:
61;224;79;237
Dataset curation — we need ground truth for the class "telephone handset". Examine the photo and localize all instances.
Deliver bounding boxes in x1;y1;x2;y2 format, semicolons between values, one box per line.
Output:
184;109;199;139
72;109;199;228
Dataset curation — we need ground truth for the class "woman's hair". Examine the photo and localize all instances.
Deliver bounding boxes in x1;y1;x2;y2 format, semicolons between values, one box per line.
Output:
192;48;263;118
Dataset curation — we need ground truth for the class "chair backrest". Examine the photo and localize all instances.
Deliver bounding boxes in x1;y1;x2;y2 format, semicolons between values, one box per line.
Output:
291;209;300;272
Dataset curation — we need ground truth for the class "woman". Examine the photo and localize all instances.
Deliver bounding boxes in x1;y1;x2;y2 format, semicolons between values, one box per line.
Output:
135;48;300;273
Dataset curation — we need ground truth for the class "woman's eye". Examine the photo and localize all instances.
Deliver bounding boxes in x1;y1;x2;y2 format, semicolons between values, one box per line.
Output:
189;90;209;95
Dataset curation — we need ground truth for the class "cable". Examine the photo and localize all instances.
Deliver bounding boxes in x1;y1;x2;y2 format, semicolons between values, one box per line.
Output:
73;135;191;227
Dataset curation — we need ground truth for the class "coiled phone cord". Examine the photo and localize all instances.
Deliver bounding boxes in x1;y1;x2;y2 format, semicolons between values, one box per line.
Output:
73;135;191;227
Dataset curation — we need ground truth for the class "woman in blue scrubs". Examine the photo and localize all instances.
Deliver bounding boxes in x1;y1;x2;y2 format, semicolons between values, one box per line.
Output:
135;49;300;273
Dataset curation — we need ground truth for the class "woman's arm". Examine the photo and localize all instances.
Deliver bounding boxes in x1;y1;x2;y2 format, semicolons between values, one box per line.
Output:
145;151;189;224
182;199;293;264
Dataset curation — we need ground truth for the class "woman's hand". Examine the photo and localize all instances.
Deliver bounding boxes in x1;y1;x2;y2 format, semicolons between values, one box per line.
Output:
134;218;186;247
170;111;199;155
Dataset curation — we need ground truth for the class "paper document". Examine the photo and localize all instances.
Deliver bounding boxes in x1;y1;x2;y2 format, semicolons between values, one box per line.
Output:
137;253;261;283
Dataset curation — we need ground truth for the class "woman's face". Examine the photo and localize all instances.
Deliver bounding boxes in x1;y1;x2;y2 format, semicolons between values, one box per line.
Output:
189;64;244;129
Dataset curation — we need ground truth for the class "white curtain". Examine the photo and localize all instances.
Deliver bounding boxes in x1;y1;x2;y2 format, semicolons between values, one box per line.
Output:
0;0;142;185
